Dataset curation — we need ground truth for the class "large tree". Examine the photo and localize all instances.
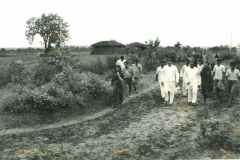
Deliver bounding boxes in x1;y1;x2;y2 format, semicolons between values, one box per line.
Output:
25;13;70;51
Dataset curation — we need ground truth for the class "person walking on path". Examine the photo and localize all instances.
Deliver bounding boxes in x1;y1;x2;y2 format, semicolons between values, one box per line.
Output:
180;59;190;97
201;62;213;104
116;56;126;71
111;65;125;105
156;60;166;102
163;59;179;105
212;59;226;102
131;59;143;93
226;61;240;107
197;59;204;88
123;61;133;96
186;61;200;106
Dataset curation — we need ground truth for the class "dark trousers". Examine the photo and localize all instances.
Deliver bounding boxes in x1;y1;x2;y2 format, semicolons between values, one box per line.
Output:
124;78;132;95
113;81;124;105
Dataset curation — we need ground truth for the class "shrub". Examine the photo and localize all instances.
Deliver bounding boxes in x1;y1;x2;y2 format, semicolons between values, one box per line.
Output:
0;65;10;87
0;60;32;88
2;70;112;113
8;60;25;84
2;83;76;113
33;54;71;86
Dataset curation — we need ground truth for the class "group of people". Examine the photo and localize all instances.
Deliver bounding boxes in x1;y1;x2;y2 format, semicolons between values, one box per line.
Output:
111;56;143;105
156;58;240;107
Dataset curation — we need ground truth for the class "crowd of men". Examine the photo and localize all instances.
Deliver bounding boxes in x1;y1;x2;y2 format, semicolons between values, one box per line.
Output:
111;56;143;105
111;54;240;107
156;57;240;107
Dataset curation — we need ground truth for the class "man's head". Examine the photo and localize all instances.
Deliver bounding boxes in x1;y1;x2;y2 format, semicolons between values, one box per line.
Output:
160;60;166;67
217;59;221;65
190;60;195;68
167;58;172;66
124;61;128;68
230;61;235;69
120;56;124;61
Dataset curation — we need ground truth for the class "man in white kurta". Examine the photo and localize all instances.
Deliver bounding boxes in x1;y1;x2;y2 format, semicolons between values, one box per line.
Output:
164;60;179;105
116;56;126;71
180;61;190;96
156;62;166;100
186;62;200;105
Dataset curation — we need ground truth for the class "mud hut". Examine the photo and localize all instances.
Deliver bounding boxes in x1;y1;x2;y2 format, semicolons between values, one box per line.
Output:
127;42;147;50
91;40;126;55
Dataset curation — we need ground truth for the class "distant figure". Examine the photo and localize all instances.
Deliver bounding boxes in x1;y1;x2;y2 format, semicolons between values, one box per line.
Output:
111;65;124;105
123;61;133;96
116;56;126;71
201;62;213;104
212;59;226;102
186;61;200;106
163;59;179;105
226;61;240;107
131;59;143;93
180;59;190;97
156;60;166;101
197;59;204;88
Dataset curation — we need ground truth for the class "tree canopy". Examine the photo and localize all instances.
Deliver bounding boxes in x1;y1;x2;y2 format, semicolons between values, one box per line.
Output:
25;13;70;51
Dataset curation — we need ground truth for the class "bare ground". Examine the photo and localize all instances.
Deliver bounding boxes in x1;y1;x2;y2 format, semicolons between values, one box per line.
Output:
0;81;240;159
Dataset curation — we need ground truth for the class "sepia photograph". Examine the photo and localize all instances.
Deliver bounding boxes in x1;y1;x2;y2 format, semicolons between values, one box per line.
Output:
0;0;240;159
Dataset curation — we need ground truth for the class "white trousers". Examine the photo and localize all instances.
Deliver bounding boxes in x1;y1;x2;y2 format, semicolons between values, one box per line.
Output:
159;81;166;98
188;83;198;103
182;78;188;96
164;82;176;104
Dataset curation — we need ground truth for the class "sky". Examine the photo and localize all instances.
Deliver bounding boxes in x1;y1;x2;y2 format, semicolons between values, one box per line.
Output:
0;0;240;48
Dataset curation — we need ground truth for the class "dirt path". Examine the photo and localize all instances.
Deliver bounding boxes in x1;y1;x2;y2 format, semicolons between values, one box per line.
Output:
0;83;159;137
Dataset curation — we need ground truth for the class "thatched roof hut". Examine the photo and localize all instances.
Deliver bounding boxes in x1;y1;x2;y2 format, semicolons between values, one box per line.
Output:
127;42;147;50
91;40;126;55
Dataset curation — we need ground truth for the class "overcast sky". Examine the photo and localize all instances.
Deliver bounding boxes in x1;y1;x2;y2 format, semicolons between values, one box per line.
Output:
0;0;239;48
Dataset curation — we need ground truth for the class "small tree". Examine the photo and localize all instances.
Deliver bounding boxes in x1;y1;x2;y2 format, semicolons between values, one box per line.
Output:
25;13;70;52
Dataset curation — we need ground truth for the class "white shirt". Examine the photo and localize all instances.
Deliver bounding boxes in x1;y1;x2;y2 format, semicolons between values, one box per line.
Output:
116;59;126;70
156;66;165;82
226;68;240;81
186;66;200;85
131;63;142;77
180;64;190;81
213;64;225;80
197;64;203;85
164;65;179;83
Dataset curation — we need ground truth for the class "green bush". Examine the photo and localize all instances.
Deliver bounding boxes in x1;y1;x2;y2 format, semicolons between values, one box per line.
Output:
2;70;111;113
8;60;25;84
33;55;68;86
0;60;32;88
0;66;10;87
2;83;76;113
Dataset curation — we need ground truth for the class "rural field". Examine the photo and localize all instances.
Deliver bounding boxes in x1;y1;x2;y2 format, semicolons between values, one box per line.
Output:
0;48;239;160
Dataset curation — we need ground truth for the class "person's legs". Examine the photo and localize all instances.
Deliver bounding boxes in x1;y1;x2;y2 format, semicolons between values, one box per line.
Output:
160;82;166;100
118;81;124;104
182;81;188;96
228;81;236;107
164;82;170;104
169;82;175;105
128;78;132;95
192;84;198;104
188;85;192;104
